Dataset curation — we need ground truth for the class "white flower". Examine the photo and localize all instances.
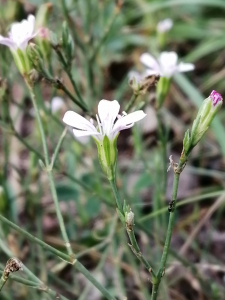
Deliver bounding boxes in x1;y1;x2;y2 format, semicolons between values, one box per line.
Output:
0;15;36;51
157;19;173;33
63;99;146;142
140;51;195;78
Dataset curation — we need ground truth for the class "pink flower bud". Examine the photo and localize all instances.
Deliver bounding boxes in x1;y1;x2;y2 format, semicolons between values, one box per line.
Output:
210;90;223;106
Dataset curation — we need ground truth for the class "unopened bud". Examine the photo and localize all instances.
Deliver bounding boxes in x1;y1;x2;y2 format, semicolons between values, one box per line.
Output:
27;44;50;77
157;19;173;33
129;71;160;95
35;3;52;62
182;90;223;160
49;31;59;48
125;209;134;231
62;22;75;64
156;19;173;48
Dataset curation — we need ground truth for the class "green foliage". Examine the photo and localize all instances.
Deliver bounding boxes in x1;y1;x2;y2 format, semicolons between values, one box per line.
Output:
0;0;225;299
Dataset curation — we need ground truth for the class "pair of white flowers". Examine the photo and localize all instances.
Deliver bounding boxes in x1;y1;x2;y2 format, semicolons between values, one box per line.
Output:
0;15;146;142
0;15;193;78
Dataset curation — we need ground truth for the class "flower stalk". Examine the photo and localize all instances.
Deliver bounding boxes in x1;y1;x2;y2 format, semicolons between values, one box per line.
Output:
150;159;184;300
109;179;156;279
151;90;223;299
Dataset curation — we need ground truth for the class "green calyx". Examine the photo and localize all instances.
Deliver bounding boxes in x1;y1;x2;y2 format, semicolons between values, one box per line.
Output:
94;134;119;181
12;48;31;76
156;76;171;109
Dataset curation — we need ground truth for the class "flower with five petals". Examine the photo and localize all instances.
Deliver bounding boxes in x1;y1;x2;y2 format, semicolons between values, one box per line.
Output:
63;99;146;180
140;51;194;78
140;51;195;109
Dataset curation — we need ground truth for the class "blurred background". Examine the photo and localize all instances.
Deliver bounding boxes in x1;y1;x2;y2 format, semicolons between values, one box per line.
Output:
0;0;225;299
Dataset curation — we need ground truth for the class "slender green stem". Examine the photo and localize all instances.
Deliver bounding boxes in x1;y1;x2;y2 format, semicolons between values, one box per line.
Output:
14;129;44;161
157;171;180;277
75;261;116;300
127;229;156;278
50;127;67;169
55;79;88;112
7;123;89;191
125;94;138;112
47;170;74;257
109;179;123;212
0;275;6;292
151;160;185;299
67;69;86;105
26;83;49;166
109;179;156;277
156;110;167;229
151;283;159;300
53;47;86;106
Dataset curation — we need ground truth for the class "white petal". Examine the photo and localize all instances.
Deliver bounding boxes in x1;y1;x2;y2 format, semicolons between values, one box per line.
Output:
10;23;22;45
159;51;178;77
27;15;35;35
98;100;120;135
140;53;160;72
159;51;178;67
73;129;100;137
177;62;195;73
9;15;36;50
63;111;97;132
74;135;90;144
145;69;161;76
0;35;16;49
19;32;38;50
113;111;146;135
157;19;173;33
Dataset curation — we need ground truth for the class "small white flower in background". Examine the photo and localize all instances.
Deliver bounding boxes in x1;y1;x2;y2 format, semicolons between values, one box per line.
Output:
30;96;64;116
140;51;194;78
51;96;64;113
0;15;36;51
63;100;146;141
63;100;146;180
157;19;173;33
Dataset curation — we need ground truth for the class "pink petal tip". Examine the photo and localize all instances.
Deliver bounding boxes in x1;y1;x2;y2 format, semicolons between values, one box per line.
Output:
210;90;223;106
